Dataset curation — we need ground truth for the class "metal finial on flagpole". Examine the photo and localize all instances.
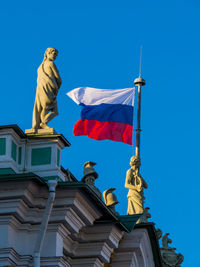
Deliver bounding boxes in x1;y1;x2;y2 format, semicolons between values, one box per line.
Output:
134;46;145;160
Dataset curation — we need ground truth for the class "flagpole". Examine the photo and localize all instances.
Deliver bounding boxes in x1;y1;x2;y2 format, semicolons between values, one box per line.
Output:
134;76;145;160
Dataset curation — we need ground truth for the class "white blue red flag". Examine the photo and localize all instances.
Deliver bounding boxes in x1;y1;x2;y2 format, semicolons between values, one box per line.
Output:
67;87;135;145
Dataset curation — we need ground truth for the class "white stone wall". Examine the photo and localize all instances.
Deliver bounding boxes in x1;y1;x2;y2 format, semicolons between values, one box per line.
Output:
0;178;157;267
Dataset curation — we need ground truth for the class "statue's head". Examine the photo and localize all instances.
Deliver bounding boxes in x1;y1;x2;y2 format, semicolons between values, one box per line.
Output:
44;47;58;61
130;156;140;168
165;233;172;244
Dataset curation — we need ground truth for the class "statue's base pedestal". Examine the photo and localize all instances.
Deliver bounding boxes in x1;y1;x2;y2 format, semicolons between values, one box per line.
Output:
0;124;71;181
25;128;56;135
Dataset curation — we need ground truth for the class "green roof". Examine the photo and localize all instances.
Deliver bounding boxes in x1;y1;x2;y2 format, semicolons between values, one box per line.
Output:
0;172;46;185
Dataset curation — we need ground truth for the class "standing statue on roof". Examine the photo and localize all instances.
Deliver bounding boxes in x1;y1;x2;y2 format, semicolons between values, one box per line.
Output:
125;156;148;215
30;47;62;133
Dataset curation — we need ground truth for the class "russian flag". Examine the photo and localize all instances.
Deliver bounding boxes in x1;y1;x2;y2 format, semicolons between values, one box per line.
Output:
67;87;135;145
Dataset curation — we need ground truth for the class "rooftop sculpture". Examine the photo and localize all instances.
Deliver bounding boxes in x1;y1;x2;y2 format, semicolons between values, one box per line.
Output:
82;161;102;199
138;207;151;223
103;188;119;215
157;232;184;267
26;47;61;134
125;156;147;215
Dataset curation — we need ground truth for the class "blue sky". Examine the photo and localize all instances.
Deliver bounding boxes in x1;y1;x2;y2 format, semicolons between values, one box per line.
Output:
0;1;199;266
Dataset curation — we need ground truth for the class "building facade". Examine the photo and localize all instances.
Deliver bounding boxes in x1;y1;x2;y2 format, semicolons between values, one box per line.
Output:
0;125;164;267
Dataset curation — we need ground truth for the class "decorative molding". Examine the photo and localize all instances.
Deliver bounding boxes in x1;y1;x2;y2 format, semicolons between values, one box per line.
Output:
112;229;155;267
71;257;104;267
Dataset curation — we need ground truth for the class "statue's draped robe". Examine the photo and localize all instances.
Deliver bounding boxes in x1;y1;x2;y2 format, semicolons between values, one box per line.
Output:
127;188;144;214
32;64;59;129
126;169;144;215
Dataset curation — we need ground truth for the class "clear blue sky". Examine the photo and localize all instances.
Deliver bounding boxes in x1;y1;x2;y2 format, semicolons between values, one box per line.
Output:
0;1;199;266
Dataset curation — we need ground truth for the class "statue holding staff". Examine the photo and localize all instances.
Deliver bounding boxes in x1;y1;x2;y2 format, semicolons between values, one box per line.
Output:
125;156;148;215
31;47;62;133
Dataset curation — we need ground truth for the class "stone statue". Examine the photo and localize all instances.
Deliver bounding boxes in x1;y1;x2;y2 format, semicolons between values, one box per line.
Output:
83;161;98;180
162;233;173;249
138;207;151;223
156;228;163;240
103;188;119;215
30;47;62;133
160;233;184;267
82;161;102;199
125;156;148;215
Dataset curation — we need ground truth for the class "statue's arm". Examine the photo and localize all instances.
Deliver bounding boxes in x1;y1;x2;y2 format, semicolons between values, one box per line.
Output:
50;62;62;88
142;178;148;189
125;169;136;190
